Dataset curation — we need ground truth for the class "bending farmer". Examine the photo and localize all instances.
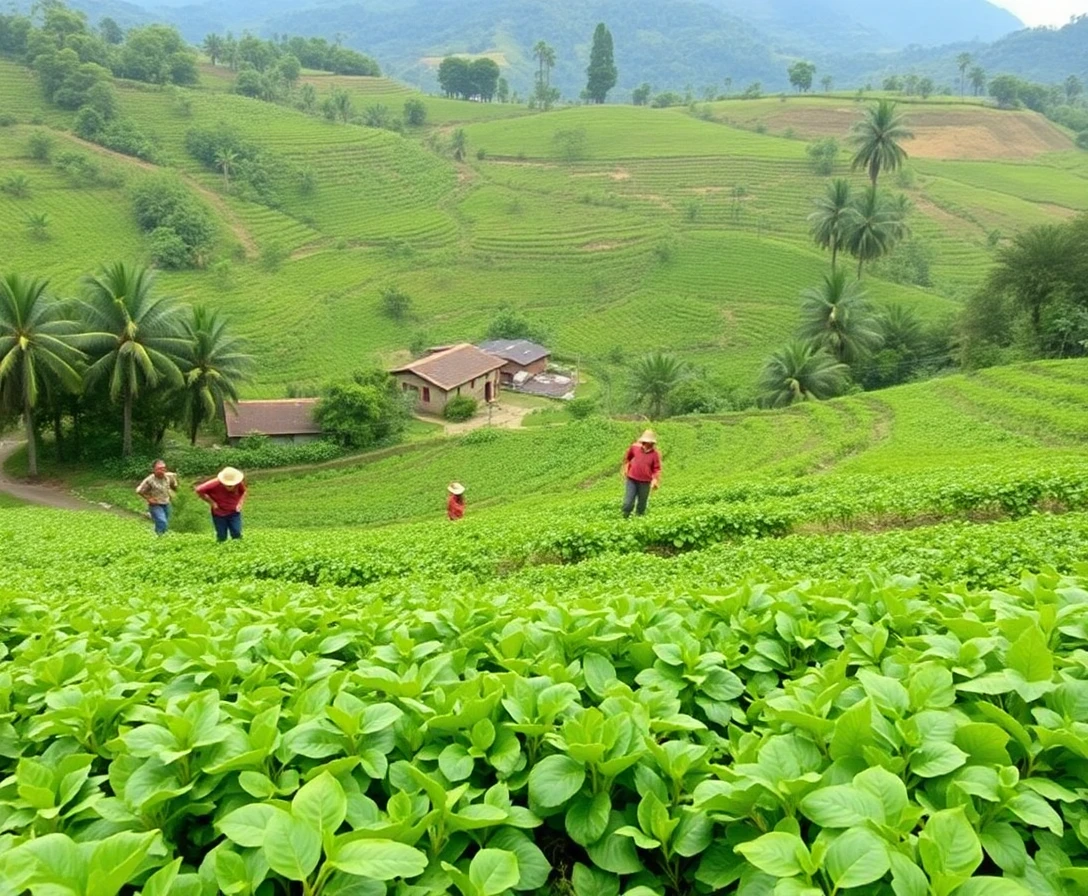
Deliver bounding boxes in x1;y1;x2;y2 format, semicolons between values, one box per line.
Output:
195;466;247;542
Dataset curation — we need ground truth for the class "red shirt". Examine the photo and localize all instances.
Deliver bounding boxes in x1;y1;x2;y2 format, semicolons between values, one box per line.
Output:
195;479;247;516
447;494;464;520
624;444;661;483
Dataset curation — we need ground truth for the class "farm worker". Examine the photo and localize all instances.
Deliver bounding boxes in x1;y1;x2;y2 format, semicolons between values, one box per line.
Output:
136;459;178;535
621;430;661;518
195;467;247;542
447;482;466;520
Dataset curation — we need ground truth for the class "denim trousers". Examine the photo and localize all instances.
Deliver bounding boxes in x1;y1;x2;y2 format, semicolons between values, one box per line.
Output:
212;512;243;542
148;503;171;535
622;478;651;518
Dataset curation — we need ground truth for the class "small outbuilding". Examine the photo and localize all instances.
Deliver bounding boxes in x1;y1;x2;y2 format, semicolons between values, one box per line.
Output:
225;399;322;446
478;339;551;385
390;343;505;414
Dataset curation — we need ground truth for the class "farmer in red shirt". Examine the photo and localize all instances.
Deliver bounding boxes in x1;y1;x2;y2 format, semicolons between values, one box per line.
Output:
447;482;466;520
195;466;247;542
622;430;661;518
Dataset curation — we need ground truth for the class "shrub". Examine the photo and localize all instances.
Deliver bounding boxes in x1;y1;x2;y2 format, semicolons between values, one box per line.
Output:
379;286;412;321
403;97;426;126
0;113;16;126
148;226;192;269
553;128;588;162
130;175;216;268
566;396;598;419
1;172;30;198
444;395;478;422
486;306;548;344
314;369;411;448
806;138;839;175
27;132;53;161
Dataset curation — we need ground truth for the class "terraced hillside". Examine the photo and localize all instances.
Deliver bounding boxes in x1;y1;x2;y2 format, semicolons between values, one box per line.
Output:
1;59;1085;395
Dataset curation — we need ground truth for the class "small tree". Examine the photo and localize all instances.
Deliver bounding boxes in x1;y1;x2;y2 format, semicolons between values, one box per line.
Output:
757;340;849;408
969;66;987;96
379;286;412;321
403;98;426;126
630;350;687;419
632;83;652;106
821;75;833;93
787;61;816;93
805;138;839;175
314;369;410;448
450;128;467;161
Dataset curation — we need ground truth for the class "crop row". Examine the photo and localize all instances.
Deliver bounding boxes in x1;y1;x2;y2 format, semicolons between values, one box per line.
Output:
1;513;1087;894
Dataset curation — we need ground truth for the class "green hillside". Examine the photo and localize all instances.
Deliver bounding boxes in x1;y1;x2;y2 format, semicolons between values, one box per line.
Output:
3;57;1083;399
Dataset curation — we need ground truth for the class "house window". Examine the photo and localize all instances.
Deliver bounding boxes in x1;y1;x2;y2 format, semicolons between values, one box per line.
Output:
471;378;476;388
422;387;431;402
401;382;408;391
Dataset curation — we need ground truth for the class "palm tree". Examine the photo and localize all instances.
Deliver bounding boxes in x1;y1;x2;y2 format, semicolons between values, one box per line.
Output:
178;306;254;445
0;274;87;476
630;350;687;419
878;303;925;357
957;53;972;97
215;148;237;187
533;41;556;88
79;262;188;458
849;99;913;187
844;185;904;278
758;340;849;408
989;224;1075;342
808;178;853;270
798;269;883;365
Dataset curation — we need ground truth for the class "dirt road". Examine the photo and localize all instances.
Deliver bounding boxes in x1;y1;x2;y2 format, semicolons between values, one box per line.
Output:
0;441;123;514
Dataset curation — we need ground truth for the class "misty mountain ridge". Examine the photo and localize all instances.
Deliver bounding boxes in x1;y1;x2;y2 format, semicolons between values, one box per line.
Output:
37;0;1086;97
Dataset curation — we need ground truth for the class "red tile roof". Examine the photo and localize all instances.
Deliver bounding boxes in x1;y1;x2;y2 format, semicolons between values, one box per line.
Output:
225;399;321;438
390;343;505;391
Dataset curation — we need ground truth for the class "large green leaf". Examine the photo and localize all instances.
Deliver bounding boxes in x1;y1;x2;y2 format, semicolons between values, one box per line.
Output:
527;754;585;808
292;772;347;837
329;838;428;880
734;832;807;878
824;827;890;889
469;848;520;896
263;810;322;881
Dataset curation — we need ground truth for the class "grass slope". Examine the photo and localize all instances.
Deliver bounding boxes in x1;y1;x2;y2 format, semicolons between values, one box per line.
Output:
1;62;1084;395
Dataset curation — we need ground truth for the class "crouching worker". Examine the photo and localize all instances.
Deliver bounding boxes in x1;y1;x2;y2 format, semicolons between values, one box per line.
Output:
195;466;246;542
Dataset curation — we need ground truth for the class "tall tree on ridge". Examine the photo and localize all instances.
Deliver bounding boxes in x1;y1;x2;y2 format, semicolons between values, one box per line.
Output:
79;262;188;458
533;40;555;89
585;22;617;104
969;66;986;96
849;99;912;187
0;274;87;477
957;52;972;97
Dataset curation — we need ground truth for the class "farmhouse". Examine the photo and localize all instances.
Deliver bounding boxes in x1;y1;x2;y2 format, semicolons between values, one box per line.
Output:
390;343;504;413
224;399;322;447
477;339;551;385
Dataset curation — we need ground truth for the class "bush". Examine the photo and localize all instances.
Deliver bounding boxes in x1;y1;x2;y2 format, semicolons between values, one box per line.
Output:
107;440;343;481
130;175;216;268
485;306;548;345
314;370;411;449
0;113;16;127
805;138;839;175
403;98;426;126
148;226;192;269
379;286;412;321
566;397;598;419
27;132;53;161
444;395;478;422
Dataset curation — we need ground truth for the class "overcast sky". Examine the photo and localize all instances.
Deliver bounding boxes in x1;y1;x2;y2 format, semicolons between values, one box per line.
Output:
992;0;1086;26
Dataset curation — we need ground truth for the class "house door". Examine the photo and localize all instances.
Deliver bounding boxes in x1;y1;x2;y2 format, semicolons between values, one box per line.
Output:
485;380;494;402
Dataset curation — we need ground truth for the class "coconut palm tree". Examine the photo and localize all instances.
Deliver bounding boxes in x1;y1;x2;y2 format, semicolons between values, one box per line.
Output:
850;99;913;187
0;274;87;476
214;147;237;187
533;40;556;88
79;262;188;458
798;269;883;365
969;66;986;97
808;178;854;270
957;53;972;97
757;340;850;408
844;185;904;278
630;349;687;419
178;305;254;445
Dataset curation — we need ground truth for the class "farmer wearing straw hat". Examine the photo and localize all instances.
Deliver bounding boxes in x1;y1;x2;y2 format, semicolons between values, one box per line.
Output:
194;467;247;542
621;430;661;518
447;482;466;521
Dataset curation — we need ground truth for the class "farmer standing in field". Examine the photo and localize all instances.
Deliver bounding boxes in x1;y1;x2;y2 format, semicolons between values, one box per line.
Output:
195;467;247;542
621;430;661;518
447;482;466;520
136;459;178;535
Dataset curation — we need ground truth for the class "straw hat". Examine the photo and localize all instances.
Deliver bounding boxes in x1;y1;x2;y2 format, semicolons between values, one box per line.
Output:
637;429;657;444
217;467;245;487
448;481;465;495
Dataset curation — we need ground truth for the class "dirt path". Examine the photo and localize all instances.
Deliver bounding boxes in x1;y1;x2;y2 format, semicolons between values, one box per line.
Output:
0;441;128;513
61;132;260;260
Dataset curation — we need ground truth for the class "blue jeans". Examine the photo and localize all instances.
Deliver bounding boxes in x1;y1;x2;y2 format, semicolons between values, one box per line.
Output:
148;503;171;535
212;512;242;542
623;478;651;518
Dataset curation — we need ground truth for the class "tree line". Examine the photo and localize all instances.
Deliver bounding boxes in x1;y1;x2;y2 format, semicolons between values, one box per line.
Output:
0;263;253;476
201;32;379;78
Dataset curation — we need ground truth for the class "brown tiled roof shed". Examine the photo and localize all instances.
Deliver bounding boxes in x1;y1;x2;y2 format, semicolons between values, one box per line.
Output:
389;343;505;391
225;399;321;439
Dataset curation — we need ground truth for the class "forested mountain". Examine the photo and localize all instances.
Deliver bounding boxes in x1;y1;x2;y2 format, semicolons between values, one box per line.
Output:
32;0;1086;99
